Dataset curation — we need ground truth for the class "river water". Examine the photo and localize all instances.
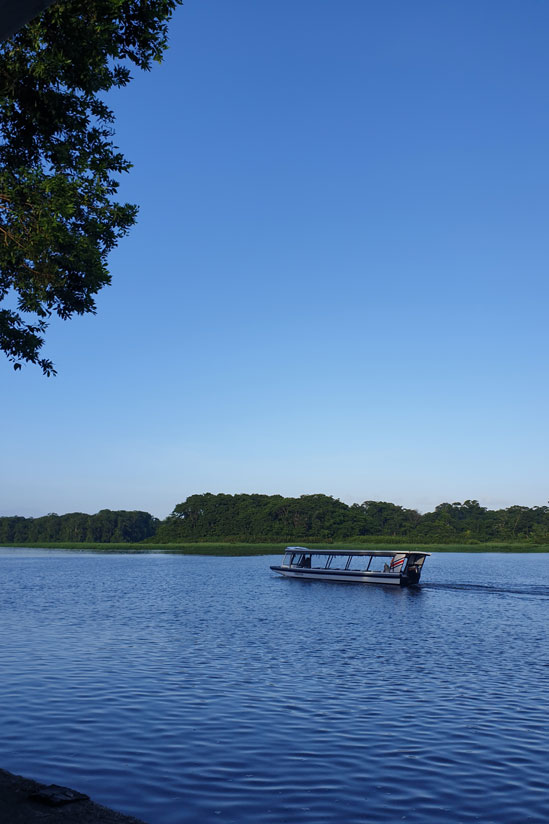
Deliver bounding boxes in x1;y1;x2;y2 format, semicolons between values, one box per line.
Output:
0;550;547;824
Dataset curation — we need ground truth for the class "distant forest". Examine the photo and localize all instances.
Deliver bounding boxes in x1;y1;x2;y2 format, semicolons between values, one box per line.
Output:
2;494;549;544
0;510;158;544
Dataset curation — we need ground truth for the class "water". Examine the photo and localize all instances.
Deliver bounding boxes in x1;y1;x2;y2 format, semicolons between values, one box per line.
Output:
1;550;548;824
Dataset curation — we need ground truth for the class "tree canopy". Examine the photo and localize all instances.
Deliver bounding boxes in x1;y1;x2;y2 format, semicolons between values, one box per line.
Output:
2;495;549;544
0;508;158;543
153;493;549;544
0;0;181;374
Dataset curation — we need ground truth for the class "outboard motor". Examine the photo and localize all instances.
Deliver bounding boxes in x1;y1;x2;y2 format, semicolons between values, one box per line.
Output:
405;554;425;585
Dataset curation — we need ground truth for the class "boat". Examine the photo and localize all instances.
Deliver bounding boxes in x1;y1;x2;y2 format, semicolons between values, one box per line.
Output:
270;547;430;586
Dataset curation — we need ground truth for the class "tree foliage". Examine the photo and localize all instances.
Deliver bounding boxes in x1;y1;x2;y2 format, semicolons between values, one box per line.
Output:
0;0;181;374
0;509;158;543
158;493;354;542
154;494;549;544
2;495;549;544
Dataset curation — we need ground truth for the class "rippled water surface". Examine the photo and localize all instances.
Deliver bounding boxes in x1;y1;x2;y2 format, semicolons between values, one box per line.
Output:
1;550;548;823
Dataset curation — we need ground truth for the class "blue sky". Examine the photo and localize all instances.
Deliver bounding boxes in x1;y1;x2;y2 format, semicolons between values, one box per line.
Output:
2;0;548;518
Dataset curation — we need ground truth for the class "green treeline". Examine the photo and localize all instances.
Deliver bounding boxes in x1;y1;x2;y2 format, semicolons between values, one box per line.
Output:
152;493;549;544
2;494;549;545
0;510;158;544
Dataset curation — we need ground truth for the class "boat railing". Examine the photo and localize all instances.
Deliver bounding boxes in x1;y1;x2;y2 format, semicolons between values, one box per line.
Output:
282;549;429;574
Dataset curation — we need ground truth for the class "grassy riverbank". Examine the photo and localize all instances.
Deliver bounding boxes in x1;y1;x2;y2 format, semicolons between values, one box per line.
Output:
1;541;549;554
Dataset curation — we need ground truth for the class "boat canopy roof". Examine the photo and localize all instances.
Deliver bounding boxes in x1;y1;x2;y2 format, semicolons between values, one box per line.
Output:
285;546;431;557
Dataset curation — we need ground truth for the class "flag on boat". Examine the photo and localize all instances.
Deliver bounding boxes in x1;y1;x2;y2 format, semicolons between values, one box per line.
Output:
390;554;406;571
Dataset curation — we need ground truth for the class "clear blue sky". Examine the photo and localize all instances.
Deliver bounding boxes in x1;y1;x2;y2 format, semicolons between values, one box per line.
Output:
2;0;548;519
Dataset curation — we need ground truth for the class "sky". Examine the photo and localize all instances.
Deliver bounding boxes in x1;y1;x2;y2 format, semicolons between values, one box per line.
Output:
2;0;548;519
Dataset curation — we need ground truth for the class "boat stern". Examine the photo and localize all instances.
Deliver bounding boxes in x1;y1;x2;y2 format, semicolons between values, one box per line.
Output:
403;553;428;585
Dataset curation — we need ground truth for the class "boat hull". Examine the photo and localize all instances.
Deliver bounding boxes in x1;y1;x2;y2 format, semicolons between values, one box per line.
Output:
270;565;408;586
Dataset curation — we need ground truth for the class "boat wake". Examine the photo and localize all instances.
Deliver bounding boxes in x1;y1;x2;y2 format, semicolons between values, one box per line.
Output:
422;581;549;598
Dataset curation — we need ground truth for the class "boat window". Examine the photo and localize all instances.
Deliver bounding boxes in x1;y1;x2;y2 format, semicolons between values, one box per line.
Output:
324;555;333;568
346;555;370;571
283;553;292;566
329;555;347;570
291;553;312;568
368;555;394;572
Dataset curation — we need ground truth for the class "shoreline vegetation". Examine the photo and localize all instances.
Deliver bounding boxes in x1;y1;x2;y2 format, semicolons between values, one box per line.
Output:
3;493;549;550
1;541;548;554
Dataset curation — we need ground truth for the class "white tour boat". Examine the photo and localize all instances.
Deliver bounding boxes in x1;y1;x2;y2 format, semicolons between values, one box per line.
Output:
271;547;430;586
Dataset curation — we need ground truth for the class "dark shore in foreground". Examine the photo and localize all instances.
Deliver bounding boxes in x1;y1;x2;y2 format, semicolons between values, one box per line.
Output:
1;541;549;553
0;769;146;824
